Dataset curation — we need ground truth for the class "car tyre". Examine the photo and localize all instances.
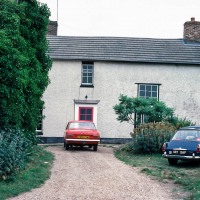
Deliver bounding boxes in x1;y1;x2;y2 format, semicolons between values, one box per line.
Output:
65;143;70;150
93;145;98;151
168;158;178;165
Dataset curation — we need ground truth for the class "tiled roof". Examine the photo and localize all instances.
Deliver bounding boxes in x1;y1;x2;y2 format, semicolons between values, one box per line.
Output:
47;36;200;65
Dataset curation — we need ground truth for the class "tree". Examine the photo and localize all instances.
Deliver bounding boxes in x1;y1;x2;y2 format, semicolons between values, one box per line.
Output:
113;94;174;126
0;0;52;139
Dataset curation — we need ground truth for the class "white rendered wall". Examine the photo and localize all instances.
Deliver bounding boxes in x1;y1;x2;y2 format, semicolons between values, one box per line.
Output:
43;61;200;138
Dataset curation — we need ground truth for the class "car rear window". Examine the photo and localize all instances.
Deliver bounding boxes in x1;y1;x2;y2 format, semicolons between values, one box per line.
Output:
172;130;200;141
69;122;96;130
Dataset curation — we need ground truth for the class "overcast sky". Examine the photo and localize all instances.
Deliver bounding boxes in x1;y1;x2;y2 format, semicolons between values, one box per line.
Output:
40;0;200;38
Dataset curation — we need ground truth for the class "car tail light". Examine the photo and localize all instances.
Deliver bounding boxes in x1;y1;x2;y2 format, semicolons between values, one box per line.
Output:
196;144;200;153
162;143;166;152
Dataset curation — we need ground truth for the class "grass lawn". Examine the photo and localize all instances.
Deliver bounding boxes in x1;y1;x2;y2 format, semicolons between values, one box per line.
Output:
114;146;200;200
0;146;54;200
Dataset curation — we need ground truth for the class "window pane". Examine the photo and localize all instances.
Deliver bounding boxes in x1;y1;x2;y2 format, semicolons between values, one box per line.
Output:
86;115;92;120
80;109;85;114
140;91;145;97
152;86;157;91
140;85;145;90
152;92;157;97
88;77;92;84
87;109;92;114
80;115;85;120
146;91;151;97
37;123;42;130
146;85;151;91
82;77;87;83
88;65;93;69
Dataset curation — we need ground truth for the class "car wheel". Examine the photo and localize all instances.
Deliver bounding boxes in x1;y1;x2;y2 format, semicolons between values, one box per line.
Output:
93;145;98;151
65;143;70;150
168;158;178;165
64;142;65;147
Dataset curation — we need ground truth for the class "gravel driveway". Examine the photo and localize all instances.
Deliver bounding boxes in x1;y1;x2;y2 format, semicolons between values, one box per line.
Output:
10;145;186;200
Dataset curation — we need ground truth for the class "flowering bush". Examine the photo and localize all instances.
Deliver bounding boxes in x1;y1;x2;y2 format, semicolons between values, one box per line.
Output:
129;122;176;154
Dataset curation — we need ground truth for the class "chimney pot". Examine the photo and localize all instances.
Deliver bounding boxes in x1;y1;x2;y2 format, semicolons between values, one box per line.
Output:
191;17;195;22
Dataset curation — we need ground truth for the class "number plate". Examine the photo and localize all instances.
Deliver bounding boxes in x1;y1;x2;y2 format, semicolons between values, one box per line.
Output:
179;151;186;155
77;136;89;139
173;150;186;155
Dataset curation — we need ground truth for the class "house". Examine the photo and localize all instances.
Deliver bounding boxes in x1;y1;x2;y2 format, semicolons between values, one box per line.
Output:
40;18;200;143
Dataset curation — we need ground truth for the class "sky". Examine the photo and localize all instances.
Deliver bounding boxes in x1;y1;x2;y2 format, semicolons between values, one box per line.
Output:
40;0;200;38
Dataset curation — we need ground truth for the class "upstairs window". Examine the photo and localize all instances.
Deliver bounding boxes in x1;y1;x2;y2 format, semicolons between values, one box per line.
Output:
138;84;159;100
81;62;93;86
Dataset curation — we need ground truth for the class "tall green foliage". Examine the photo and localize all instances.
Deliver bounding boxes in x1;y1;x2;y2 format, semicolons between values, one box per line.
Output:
0;0;51;138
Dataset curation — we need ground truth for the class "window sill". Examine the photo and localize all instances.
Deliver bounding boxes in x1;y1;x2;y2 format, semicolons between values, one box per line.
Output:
80;84;94;88
36;131;43;135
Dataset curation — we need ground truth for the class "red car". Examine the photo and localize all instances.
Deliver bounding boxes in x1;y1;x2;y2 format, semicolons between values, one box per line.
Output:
64;120;100;151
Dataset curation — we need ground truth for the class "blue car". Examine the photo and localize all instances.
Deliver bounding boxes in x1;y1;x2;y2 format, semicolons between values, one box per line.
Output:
162;126;200;165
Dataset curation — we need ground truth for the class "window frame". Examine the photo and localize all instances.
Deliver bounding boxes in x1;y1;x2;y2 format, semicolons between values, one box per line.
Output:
36;110;43;135
134;83;161;127
136;83;161;100
81;62;94;87
79;107;94;121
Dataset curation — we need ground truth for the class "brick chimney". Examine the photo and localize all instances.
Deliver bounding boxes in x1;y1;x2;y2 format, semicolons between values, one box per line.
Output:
47;21;58;35
184;17;200;42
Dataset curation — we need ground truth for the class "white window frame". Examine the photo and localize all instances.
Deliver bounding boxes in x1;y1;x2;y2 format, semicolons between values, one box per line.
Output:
138;84;159;100
81;62;93;85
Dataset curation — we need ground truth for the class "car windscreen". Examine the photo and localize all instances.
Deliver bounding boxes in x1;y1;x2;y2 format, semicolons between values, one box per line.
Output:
172;130;200;141
69;122;96;130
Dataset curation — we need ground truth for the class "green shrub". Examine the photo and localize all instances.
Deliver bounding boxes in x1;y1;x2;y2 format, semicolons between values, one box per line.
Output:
0;128;32;181
113;95;174;125
169;116;194;129
129;122;176;154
